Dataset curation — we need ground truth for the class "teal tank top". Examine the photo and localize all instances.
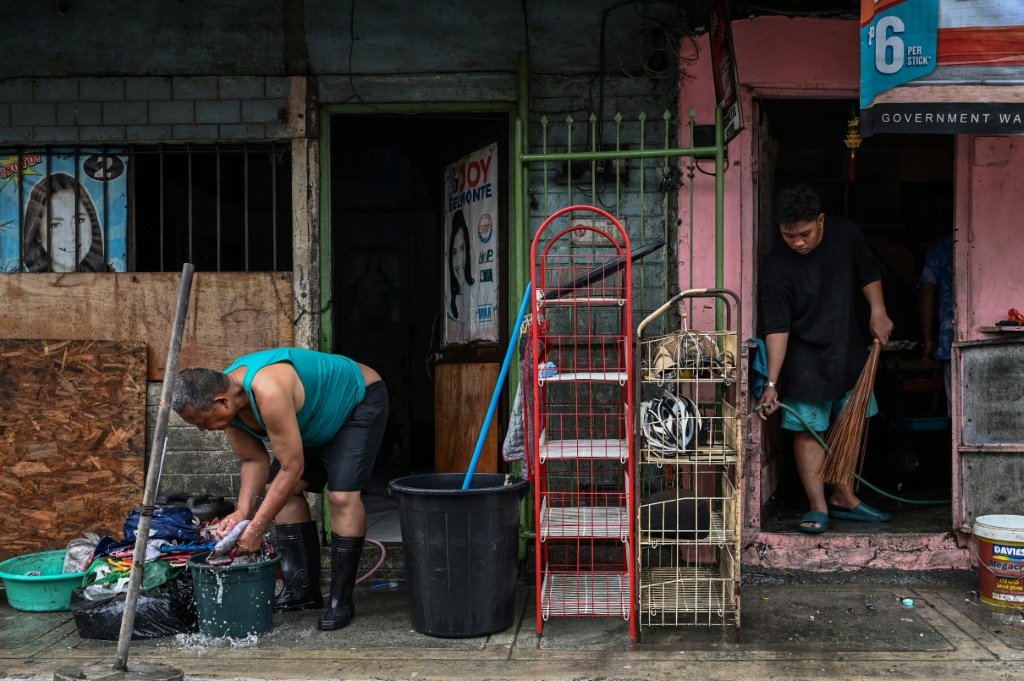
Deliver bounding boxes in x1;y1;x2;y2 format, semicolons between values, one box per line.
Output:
224;348;366;448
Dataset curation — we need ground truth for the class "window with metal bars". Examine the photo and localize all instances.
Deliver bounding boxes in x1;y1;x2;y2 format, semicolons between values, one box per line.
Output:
0;145;292;273
132;144;292;272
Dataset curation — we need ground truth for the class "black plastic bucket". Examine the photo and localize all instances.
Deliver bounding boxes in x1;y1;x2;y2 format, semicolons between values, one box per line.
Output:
388;473;528;638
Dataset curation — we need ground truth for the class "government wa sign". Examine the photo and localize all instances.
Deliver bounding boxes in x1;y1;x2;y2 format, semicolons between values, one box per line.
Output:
861;0;1024;136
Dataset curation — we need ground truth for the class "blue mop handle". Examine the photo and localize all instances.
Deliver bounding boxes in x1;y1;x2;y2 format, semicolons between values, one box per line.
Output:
462;282;533;490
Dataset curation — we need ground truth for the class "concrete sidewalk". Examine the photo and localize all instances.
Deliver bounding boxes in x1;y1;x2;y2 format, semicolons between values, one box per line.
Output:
3;578;1024;681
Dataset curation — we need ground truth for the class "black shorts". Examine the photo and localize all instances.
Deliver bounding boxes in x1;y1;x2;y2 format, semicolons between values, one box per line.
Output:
268;381;388;493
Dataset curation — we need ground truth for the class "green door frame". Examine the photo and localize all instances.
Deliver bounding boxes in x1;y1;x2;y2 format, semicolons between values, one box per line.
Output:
317;102;521;355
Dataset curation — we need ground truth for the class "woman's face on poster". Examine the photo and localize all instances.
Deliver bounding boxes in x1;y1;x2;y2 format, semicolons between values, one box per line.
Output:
41;188;92;272
451;228;467;285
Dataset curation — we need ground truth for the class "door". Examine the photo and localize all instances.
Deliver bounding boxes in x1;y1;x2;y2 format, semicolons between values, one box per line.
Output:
328;113;509;476
749;99;780;533
433;135;508;474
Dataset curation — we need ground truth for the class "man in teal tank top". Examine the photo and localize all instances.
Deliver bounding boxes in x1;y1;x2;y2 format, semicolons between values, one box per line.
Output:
171;347;388;632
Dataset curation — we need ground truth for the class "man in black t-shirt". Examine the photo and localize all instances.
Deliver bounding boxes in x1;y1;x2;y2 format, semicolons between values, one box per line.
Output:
757;185;894;534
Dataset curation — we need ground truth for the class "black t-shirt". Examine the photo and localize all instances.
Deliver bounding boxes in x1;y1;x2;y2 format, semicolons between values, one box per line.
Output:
758;216;882;401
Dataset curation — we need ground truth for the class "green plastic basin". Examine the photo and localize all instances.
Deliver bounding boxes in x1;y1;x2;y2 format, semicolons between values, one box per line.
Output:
0;550;86;612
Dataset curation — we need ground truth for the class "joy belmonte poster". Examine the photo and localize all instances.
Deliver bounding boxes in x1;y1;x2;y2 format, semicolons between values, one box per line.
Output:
443;143;499;346
0;150;128;273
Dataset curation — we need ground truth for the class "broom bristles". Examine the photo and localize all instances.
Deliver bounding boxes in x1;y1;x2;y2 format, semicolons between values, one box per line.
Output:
818;339;882;486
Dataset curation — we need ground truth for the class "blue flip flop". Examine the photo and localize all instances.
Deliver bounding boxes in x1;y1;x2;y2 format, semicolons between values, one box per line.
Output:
829;502;891;523
798;511;829;534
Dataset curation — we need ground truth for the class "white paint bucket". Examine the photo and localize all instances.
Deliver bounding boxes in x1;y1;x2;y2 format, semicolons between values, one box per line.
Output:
974;514;1024;608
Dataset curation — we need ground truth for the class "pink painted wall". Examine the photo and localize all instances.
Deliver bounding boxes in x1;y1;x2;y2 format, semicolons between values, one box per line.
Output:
743;530;971;571
678;16;860;542
679;16;859;332
950;136;1024;530
679;16;977;568
956;137;1024;338
730;16;859;89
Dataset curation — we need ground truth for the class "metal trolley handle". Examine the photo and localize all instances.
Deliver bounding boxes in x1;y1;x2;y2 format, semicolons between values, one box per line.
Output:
636;287;741;338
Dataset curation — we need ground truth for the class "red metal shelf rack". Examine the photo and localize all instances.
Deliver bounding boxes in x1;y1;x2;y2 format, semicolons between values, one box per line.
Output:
530;205;636;639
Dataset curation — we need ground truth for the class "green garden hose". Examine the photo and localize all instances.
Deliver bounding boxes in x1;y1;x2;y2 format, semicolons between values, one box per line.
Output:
752;402;951;506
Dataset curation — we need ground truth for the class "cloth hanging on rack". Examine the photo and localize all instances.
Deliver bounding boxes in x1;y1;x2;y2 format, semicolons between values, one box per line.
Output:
747;337;769;398
504;321;552;482
502;317;530;467
502;381;526;464
507;330;536;481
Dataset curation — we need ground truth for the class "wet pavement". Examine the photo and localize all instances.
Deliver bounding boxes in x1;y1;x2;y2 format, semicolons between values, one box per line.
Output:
760;486;953;536
4;575;1024;680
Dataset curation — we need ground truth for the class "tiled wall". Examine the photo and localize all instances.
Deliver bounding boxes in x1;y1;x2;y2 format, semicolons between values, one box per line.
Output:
146;383;240;500
0;76;292;144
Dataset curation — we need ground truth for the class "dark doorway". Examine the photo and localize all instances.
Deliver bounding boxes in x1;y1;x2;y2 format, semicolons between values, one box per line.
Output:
327;113;508;479
756;98;954;534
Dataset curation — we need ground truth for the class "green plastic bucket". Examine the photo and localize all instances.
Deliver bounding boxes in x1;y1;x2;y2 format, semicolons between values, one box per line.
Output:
187;551;281;638
0;550;86;612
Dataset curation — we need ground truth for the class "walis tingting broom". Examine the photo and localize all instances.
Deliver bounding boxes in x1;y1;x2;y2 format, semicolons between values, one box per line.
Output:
818;339;882;487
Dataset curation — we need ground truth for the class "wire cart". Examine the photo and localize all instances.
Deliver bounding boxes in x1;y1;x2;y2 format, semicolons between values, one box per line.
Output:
530;205;636;639
635;288;743;628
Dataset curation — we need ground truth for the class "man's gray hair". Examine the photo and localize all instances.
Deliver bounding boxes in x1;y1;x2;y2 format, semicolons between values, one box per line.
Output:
171;367;231;412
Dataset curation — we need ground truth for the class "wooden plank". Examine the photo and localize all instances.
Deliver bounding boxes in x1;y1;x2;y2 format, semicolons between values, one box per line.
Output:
434;363;500;474
0;340;146;562
0;272;294;380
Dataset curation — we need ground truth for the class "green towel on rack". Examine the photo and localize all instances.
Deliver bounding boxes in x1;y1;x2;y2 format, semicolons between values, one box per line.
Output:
747;337;769;399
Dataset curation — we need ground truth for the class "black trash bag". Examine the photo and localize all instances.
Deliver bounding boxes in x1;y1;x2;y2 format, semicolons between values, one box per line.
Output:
124;506;200;543
70;575;198;640
638;488;711;541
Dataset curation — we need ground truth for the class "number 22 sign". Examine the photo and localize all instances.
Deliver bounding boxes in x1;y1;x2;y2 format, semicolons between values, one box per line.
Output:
860;0;938;108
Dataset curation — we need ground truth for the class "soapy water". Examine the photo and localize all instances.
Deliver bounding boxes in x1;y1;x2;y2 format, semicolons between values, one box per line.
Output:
213;569;225;604
193;551;277;608
174;631;261;650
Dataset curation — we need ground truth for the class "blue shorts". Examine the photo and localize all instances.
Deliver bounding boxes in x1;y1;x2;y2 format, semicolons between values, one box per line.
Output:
781;389;878;433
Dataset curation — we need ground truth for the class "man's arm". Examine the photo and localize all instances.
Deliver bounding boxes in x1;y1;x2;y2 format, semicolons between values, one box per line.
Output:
236;368;306;553
919;282;938;369
758;331;788;420
224;426;271;522
862;280;893;346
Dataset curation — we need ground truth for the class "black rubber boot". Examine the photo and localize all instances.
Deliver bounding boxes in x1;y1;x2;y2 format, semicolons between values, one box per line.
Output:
317;534;364;631
273;521;324;612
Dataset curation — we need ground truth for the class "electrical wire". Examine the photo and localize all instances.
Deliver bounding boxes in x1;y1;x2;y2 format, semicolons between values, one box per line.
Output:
597;1;681;144
692;159;721;177
340;0;364;104
735;2;858;19
618;13;697;81
750;402;952;505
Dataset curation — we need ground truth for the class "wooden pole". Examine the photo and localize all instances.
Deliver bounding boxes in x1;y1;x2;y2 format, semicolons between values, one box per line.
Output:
113;263;194;670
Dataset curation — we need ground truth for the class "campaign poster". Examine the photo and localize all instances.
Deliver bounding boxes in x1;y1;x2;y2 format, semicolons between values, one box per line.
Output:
443;143;499;346
861;0;1024;136
709;0;743;144
0;150;128;273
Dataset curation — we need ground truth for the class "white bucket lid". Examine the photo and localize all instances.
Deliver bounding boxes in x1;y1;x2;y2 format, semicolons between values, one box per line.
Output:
974;515;1024;543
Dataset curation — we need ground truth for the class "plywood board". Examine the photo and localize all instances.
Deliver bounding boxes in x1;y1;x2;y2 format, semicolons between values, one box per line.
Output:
0;340;147;562
434;363;500;474
0;272;293;380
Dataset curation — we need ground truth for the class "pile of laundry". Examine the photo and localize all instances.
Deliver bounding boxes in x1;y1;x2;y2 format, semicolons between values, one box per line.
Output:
67;505;273;641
